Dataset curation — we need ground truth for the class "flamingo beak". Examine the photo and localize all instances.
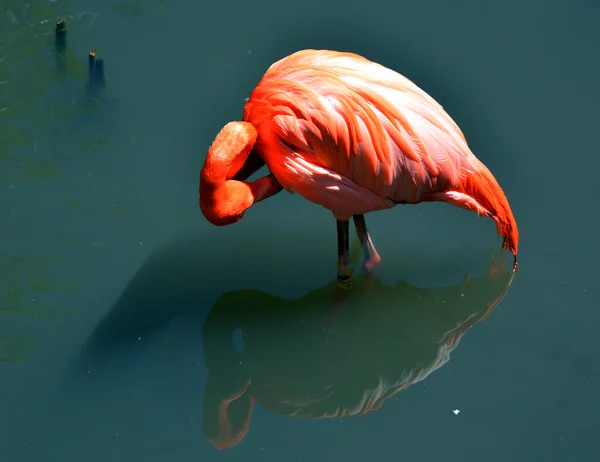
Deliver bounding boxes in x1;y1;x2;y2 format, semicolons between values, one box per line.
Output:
230;149;267;182
250;173;283;203
230;149;283;204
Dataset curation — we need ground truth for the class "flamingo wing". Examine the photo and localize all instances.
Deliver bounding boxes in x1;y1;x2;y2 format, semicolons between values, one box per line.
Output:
244;50;482;206
244;50;518;256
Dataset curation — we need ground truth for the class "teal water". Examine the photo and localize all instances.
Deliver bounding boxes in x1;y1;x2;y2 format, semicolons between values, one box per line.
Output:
1;0;598;460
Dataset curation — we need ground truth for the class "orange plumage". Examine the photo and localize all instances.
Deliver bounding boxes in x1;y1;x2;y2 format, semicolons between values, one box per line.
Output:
200;49;519;285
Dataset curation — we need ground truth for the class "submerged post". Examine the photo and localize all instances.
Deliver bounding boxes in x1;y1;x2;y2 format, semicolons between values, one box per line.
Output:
86;50;105;99
54;19;67;74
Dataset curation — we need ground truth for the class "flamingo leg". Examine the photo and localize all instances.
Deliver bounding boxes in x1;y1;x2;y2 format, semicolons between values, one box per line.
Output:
353;214;381;272
336;219;352;289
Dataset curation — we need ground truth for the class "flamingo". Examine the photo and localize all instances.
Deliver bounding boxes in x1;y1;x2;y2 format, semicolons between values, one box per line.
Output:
199;49;519;287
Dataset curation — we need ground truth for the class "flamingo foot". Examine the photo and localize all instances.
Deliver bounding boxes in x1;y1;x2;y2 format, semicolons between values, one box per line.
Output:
353;214;381;272
363;254;382;272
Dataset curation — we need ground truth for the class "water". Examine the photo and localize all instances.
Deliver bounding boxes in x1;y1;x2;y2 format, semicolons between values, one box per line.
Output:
1;0;598;460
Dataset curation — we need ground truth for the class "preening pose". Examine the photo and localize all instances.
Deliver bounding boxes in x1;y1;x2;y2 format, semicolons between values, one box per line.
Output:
199;49;519;287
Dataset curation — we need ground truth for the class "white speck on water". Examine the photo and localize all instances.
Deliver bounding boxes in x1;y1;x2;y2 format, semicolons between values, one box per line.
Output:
244;97;249;102
453;409;460;415
247;50;252;55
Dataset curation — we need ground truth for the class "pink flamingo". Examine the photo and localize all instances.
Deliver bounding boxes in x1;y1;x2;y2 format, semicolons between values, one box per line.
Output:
199;50;519;287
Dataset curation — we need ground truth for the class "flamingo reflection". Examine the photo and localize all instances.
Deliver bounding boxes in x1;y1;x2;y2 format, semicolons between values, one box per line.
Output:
201;249;514;449
69;230;514;451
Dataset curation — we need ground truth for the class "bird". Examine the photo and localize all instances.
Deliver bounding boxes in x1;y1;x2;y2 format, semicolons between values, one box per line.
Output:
199;49;519;288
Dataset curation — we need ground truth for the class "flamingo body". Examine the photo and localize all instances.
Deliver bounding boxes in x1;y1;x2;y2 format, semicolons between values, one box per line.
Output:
199;50;519;285
243;50;518;256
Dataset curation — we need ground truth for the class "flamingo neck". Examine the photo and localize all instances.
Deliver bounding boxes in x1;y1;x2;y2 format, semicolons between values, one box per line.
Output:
201;122;258;188
199;122;271;226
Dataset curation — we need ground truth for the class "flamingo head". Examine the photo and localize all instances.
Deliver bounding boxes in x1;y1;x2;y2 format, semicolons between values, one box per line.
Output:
199;121;282;226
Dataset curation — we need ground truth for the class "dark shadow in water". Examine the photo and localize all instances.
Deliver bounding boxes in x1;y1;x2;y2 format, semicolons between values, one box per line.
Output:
67;226;514;451
68;232;269;377
73;238;220;362
201;252;514;449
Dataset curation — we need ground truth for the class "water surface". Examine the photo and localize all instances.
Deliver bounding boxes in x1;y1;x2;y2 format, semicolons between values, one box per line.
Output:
1;0;598;460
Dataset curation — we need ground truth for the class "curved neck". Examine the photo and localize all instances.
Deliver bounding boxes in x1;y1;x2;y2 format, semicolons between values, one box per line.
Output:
199;122;282;226
200;121;258;191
